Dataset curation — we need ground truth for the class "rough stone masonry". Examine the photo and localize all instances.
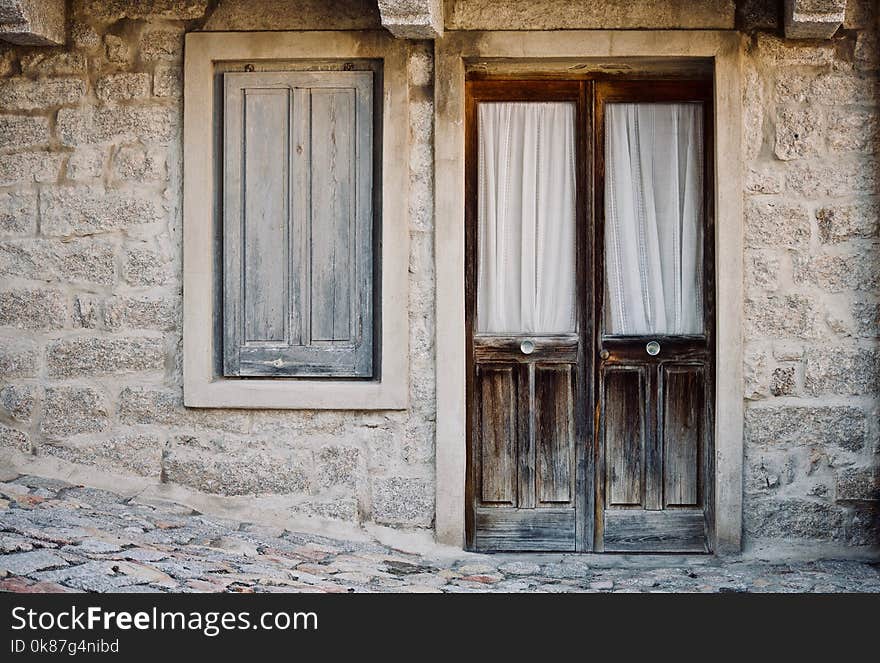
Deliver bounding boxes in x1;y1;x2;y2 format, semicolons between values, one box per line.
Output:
0;0;877;556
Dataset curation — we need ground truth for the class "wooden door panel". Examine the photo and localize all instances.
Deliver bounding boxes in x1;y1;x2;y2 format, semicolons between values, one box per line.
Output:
535;365;575;505
476;365;518;506
603;367;645;507
474;508;576;552
663;365;704;507
603;509;707;553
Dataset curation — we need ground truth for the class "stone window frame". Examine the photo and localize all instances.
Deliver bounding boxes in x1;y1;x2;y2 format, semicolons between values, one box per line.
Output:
433;31;745;552
182;31;409;409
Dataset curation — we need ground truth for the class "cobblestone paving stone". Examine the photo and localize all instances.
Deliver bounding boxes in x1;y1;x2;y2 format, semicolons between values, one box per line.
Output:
1;475;878;593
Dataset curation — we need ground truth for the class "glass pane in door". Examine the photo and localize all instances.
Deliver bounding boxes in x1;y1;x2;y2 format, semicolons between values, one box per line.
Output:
477;102;577;334
604;102;704;336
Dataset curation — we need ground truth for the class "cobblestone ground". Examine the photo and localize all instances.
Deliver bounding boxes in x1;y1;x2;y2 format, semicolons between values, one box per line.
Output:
1;475;878;593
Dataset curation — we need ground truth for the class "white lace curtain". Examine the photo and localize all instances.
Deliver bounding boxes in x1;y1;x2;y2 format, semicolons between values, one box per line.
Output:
477;102;577;334
604;102;704;336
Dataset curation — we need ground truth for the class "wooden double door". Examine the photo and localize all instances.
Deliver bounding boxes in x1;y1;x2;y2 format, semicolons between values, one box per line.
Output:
465;78;715;553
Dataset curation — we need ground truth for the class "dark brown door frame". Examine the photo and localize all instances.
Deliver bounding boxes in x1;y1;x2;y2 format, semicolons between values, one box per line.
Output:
464;75;715;553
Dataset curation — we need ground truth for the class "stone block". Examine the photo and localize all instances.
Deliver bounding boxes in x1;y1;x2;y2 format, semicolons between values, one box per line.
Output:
745;168;784;195
743;346;770;400
0;151;63;187
122;245;173;287
0;422;28;452
112;145;167;182
851;297;880;337
817;201;879;244
118;386;249;433
770;365;798;396
104;34;130;63
742;64;764;159
0;339;38;377
0;384;36;423
40;186;164;236
371;477;433;526
163;434;312;496
46;336;165;378
0;190;37;236
57;239;115;285
804;347;880;395
836;466;879;502
65;146;106;181
19;52;88;76
153;65;181;98
72;295;100;329
0;78;86;111
43;433;162;478
774;106;822;161
40;386;110;438
745;250;781;295
96;73;152;102
444;0;735;29
0;238;115;285
745;294;816;339
786;160;877;198
103;296;178;331
754;33;835;65
70;22;100;50
826;107;877;155
745;198;810;248
57;105;178;146
139;28;183;61
0;0;65;46
408;47;433;87
783;0;846;39
745;405;866;451
0;288;67;329
793;252;879;293
0;115;50;151
316;446;360;489
77;0;209;21
744;498;843;540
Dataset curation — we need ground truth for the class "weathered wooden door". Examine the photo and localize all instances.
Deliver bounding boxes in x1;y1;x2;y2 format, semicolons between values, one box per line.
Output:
465;77;713;553
465;80;593;552
594;81;714;553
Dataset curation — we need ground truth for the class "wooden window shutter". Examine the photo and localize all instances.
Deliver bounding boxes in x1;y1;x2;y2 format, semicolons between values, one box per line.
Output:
222;70;374;378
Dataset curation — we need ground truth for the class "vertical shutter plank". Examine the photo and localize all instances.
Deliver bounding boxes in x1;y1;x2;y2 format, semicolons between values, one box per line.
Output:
310;89;355;344
222;77;244;376
243;89;290;343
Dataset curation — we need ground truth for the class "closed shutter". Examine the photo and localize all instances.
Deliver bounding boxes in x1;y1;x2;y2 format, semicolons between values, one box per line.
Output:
221;70;374;378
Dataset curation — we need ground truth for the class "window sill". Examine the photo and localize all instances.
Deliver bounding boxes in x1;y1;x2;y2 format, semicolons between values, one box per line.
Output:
183;375;407;410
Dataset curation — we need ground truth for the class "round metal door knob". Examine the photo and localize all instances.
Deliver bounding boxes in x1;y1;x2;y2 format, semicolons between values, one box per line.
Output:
599;349;610;361
520;340;535;355
646;340;661;356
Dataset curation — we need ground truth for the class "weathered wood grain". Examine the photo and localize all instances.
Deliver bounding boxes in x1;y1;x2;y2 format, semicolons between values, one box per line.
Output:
477;366;518;505
663;365;703;507
474;508;577;552
603;367;645;507
603;509;707;553
535;365;574;504
222;70;374;378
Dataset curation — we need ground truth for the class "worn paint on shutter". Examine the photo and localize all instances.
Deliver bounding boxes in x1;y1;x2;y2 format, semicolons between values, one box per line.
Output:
222;71;374;378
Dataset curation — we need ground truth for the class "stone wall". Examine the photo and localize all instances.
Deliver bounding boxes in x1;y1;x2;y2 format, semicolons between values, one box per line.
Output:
0;0;437;534
0;0;877;553
741;2;880;551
